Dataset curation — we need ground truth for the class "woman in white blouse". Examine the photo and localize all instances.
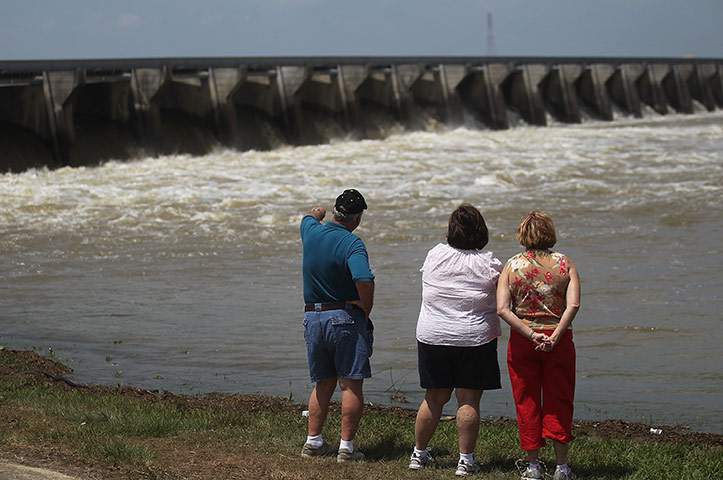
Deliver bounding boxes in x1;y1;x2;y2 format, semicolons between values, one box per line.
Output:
408;204;503;477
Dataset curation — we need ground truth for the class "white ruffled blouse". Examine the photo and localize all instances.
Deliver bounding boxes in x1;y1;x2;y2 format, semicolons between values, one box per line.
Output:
416;243;503;347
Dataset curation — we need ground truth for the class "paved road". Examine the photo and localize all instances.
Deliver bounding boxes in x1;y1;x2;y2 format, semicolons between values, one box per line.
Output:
0;462;79;480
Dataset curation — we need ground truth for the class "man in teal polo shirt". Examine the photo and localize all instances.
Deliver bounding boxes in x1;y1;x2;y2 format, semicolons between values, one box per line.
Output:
299;189;375;463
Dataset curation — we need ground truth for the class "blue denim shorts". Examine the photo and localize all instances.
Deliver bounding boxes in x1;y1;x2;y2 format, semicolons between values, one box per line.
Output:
303;305;374;383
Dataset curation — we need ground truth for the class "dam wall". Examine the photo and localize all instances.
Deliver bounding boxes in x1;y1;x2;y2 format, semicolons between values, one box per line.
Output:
1;56;722;172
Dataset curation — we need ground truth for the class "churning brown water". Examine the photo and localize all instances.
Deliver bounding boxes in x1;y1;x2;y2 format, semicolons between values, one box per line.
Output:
2;110;722;432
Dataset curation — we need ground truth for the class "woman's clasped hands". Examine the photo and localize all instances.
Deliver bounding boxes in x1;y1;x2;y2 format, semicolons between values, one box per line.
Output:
531;332;554;352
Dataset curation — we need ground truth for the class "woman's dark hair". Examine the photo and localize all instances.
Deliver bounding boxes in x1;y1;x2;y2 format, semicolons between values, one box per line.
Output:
447;204;489;250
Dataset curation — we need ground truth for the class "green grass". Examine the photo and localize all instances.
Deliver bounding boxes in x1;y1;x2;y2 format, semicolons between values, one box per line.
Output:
90;438;155;464
0;378;720;479
0;380;242;465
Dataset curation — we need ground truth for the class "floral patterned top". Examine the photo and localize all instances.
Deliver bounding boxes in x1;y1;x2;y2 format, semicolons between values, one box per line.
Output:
504;249;573;330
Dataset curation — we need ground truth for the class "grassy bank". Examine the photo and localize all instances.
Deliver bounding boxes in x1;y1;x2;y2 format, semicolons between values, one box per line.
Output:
0;349;720;479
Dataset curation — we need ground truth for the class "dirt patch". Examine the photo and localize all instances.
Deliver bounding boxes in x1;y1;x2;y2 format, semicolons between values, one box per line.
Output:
574;418;721;448
0;349;72;383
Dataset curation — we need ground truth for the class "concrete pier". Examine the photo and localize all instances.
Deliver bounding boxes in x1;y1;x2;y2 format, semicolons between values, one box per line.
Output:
1;56;722;172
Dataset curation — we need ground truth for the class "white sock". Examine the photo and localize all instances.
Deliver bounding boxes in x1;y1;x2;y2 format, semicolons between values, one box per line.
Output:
305;434;323;447
529;461;541;470
340;439;354;452
557;464;571;474
413;448;428;457
459;452;475;464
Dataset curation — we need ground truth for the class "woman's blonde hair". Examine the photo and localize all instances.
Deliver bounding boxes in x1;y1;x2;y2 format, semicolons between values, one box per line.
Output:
516;210;556;249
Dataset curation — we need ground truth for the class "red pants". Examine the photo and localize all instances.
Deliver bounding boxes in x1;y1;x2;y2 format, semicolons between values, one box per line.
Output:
507;329;575;451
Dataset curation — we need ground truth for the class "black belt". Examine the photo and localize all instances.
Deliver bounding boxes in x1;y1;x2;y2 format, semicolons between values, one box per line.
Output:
304;302;349;312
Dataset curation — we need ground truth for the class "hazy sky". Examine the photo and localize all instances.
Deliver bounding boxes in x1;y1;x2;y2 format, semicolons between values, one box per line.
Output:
1;0;722;60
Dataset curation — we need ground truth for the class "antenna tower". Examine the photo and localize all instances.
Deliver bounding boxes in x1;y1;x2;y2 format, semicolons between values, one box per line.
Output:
486;13;496;57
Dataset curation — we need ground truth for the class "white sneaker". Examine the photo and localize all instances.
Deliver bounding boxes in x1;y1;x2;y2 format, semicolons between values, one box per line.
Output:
516;460;544;480
408;451;435;469
301;440;337;458
455;458;480;476
336;448;365;463
553;468;577;480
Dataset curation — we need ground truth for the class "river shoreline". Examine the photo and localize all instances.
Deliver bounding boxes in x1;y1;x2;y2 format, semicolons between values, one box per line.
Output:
3;348;720;445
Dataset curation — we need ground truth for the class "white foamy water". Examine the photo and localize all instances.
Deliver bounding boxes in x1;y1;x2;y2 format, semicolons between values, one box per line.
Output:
2;111;722;432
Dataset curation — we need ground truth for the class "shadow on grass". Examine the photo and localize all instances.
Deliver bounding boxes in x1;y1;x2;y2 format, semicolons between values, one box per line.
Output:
574;463;635;479
363;431;453;462
363;433;414;460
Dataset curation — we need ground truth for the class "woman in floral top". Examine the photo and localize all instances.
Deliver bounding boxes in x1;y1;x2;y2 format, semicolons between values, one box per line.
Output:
496;211;580;480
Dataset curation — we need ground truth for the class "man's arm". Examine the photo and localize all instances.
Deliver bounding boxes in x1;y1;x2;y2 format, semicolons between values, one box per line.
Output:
355;281;374;322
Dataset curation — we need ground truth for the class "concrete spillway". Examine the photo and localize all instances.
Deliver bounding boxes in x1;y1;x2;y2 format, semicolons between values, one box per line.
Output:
1;56;722;172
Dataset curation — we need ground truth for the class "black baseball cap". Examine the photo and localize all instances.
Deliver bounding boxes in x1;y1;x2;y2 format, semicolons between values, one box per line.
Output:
335;189;367;214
